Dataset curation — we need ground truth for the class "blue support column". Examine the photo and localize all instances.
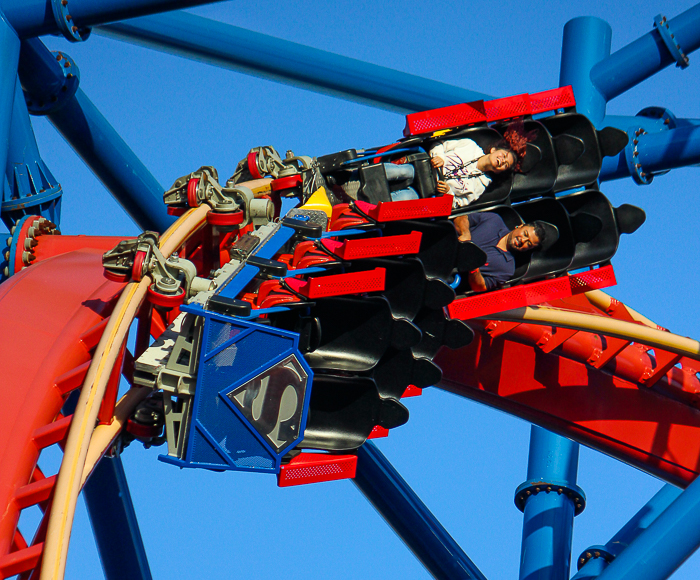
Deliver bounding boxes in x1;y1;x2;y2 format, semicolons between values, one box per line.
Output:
1;78;62;229
0;9;20;217
0;0;225;40
353;441;487;580
83;453;153;580
97;12;493;114
17;38;174;232
559;17;611;125
516;426;584;580
594;475;700;580
591;4;700;102
572;484;681;580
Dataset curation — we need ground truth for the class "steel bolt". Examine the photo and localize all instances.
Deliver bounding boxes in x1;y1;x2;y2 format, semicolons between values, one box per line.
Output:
56;54;63;61
71;26;78;33
633;139;638;145
64;61;71;68
62;0;68;5
66;15;72;21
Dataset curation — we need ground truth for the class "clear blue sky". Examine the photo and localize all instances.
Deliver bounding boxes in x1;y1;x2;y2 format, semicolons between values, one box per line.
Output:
15;1;700;578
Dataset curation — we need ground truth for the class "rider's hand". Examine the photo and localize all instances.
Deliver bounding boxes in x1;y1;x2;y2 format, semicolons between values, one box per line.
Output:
436;181;450;195
431;156;445;168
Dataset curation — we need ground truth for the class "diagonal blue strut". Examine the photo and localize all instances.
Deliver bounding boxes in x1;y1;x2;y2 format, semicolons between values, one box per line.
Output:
96;11;493;114
354;441;487;580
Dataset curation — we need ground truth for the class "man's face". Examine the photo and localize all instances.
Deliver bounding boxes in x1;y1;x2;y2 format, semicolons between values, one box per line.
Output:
507;225;540;253
487;148;516;173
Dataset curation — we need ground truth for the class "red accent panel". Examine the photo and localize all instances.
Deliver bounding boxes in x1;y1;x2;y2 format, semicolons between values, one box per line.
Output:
285;268;385;299
402;385;423;398
448;265;616;320
484;93;532;122
354;196;453;222
14;476;56;510
277;453;358;487
321;231;422;260
207;210;244;227
368;425;389;439
32;415;72;450
0;543;44;577
529;86;576;113
187;178;199;207
271;175;302;191
402;87;577;137
403;101;487;136
247;151;263;179
167;206;186;216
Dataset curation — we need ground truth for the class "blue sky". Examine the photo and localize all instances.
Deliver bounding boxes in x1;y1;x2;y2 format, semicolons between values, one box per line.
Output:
14;1;700;578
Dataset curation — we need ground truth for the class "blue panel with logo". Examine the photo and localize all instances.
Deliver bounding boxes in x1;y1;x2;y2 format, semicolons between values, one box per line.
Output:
161;304;313;473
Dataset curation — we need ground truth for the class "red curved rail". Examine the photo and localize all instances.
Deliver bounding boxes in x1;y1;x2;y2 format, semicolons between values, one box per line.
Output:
0;249;125;576
436;294;700;487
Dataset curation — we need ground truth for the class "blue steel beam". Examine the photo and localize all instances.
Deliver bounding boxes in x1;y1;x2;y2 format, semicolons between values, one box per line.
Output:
0;10;20;219
591;4;700;103
516;427;583;580
83;454;153;580
353;441;487;580
96;12;493;114
572;484;682;580
17;38;174;232
600;125;700;184
559;17;611;125
2;79;62;229
594;475;700;580
0;0;224;39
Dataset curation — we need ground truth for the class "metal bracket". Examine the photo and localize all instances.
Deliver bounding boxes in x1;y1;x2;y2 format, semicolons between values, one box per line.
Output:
102;232;212;298
164;166;273;227
654;14;689;69
50;0;91;42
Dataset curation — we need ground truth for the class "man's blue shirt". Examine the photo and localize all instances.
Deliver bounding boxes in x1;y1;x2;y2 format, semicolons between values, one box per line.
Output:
467;212;514;290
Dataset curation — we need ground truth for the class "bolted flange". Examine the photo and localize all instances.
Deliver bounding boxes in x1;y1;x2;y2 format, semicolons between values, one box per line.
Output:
514;478;586;516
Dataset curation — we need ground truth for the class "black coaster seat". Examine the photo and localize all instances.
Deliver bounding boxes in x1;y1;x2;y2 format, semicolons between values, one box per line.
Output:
299;374;408;451
493;120;557;202
543;113;603;192
512;198;575;281
272;296;420;374
558;189;646;269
